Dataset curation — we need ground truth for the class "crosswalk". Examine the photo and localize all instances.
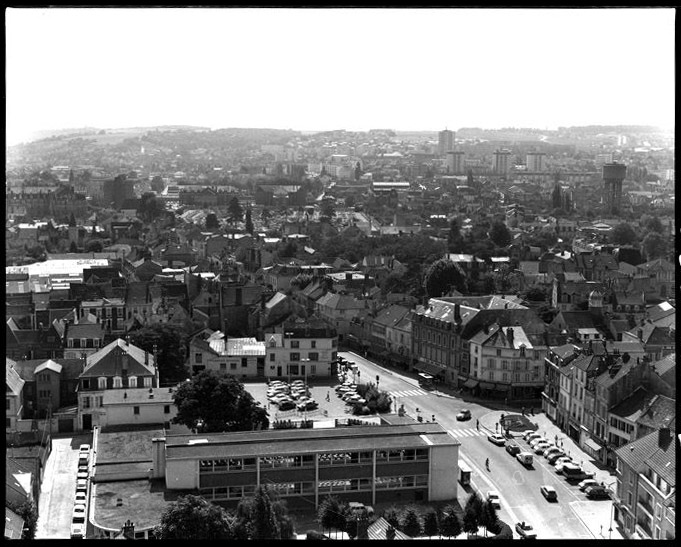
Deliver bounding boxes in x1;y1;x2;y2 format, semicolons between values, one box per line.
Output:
447;428;487;438
391;388;428;398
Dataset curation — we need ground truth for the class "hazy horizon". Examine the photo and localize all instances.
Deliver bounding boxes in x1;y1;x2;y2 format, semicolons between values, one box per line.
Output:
6;7;675;146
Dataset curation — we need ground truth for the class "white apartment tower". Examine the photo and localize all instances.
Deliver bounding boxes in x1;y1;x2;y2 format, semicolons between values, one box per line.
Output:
438;129;456;156
526;152;546;172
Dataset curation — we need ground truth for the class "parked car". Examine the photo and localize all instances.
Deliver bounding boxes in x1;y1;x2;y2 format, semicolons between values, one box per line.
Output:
529;437;549;448
547;451;568;465
553;456;573;468
578;479;600;492
456;409;472;421
543;446;562;458
75;478;88;493
488;433;506;446
278;400;296;411
79;444;90;454
515;521;537;539
506;444;521;456
557;461;581;476
585;486;611;500
540;485;558;502
533;442;552;454
74;491;87;505
72;504;86;520
297;400;318;411
526;432;543;444
522;430;537;441
77;470;89;480
487;490;501;509
271;394;293;405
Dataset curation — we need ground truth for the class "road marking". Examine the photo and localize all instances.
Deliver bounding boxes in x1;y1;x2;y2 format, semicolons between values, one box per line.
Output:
447;428;486;438
392;389;427;398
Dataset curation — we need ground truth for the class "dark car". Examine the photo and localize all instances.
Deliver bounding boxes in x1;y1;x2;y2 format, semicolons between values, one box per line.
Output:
456;409;472;421
278;400;296;411
540;485;558;502
506;444;521;456
585;486;611;500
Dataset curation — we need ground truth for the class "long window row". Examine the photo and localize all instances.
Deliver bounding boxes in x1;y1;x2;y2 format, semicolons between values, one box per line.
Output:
199;458;257;472
200;475;429;500
199;449;429;473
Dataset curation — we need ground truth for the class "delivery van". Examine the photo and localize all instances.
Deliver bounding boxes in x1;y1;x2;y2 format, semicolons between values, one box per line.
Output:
516;451;533;466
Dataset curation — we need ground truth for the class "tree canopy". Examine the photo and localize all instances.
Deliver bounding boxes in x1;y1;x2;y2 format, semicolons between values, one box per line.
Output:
610;222;638;246
439;505;462;539
172;371;269;432
154;494;236;539
423;259;466;297
641;231;669;261
228;196;244;223
129;324;188;384
489;221;512;247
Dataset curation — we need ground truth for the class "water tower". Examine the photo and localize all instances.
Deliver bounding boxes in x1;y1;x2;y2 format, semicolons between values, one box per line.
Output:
602;162;626;215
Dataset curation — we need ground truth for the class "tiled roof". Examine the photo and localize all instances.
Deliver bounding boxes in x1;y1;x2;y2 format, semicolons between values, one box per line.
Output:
6;361;25;395
367;517;411;540
636;395;677;431
615;428;675;486
83;338;155;378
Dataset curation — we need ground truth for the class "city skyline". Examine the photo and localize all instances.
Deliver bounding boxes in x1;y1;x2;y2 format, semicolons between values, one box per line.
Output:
6;7;676;146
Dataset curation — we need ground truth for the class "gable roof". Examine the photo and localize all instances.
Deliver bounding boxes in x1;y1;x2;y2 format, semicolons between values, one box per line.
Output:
615;427;675;486
83;339;155;378
34;359;63;375
367;516;412;540
6;360;25;396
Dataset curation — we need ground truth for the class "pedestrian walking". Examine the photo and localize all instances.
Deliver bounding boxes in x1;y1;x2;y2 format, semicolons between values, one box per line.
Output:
476;419;479;430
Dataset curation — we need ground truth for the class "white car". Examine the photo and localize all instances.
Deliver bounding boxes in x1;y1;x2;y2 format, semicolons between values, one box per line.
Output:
533;442;552;454
543;446;562;458
555;460;575;473
487;433;506;446
76;478;88;493
74;491;87;505
529;437;549;448
487;490;501;509
79;444;90;454
578;478;600;492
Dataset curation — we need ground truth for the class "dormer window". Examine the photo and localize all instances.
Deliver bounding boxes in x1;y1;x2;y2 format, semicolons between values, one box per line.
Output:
113;376;123;388
129;376;137;388
98;377;107;389
143;377;152;388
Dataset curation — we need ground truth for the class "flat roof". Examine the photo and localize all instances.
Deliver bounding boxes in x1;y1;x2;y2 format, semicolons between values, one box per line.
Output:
165;423;459;460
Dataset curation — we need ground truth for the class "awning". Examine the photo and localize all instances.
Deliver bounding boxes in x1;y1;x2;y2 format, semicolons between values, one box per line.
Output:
584;438;603;452
416;362;445;377
463;379;478;389
494;384;511;392
479;382;495;390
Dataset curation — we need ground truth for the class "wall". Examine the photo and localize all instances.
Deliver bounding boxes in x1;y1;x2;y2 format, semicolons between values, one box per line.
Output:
429;443;459;501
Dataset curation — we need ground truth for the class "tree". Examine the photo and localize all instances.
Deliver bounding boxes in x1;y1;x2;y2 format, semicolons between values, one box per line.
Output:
205;213;219;230
447;218;464;252
69;241;79;253
641;231;668;261
489;221;512;247
154;494;236;539
422;509;439;538
551;183;562;209
228;196;244;224
345;195;356;208
386;525;396;540
383;506;400;530
85;240;103;253
245;208;254;234
462;492;483;535
354;161;362;181
172;370;269;432
610;222;639;246
250;485;282;539
423;259;466;297
150;175;165;193
439;505;461;539
138;192;166;222
129;324;188;384
400;506;422;538
524;287;546;302
478;499;499;537
317;496;347;537
68;212;77;227
320;201;335;221
641;214;663;234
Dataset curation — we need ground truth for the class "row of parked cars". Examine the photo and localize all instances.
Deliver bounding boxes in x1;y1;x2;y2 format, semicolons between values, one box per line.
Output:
335;380;366;406
71;444;91;539
267;380;319;411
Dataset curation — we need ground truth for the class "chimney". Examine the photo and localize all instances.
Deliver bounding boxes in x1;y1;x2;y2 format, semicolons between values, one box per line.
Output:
122;520;135;539
658;426;671;449
454;303;461;324
507;327;514;348
145;351;149;365
345;272;352;281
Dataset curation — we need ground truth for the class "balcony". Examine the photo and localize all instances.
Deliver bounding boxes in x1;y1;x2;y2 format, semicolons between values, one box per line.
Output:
637;497;654;516
635;520;652;538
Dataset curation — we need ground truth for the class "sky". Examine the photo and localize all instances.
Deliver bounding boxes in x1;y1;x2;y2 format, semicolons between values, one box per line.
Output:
5;7;676;145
